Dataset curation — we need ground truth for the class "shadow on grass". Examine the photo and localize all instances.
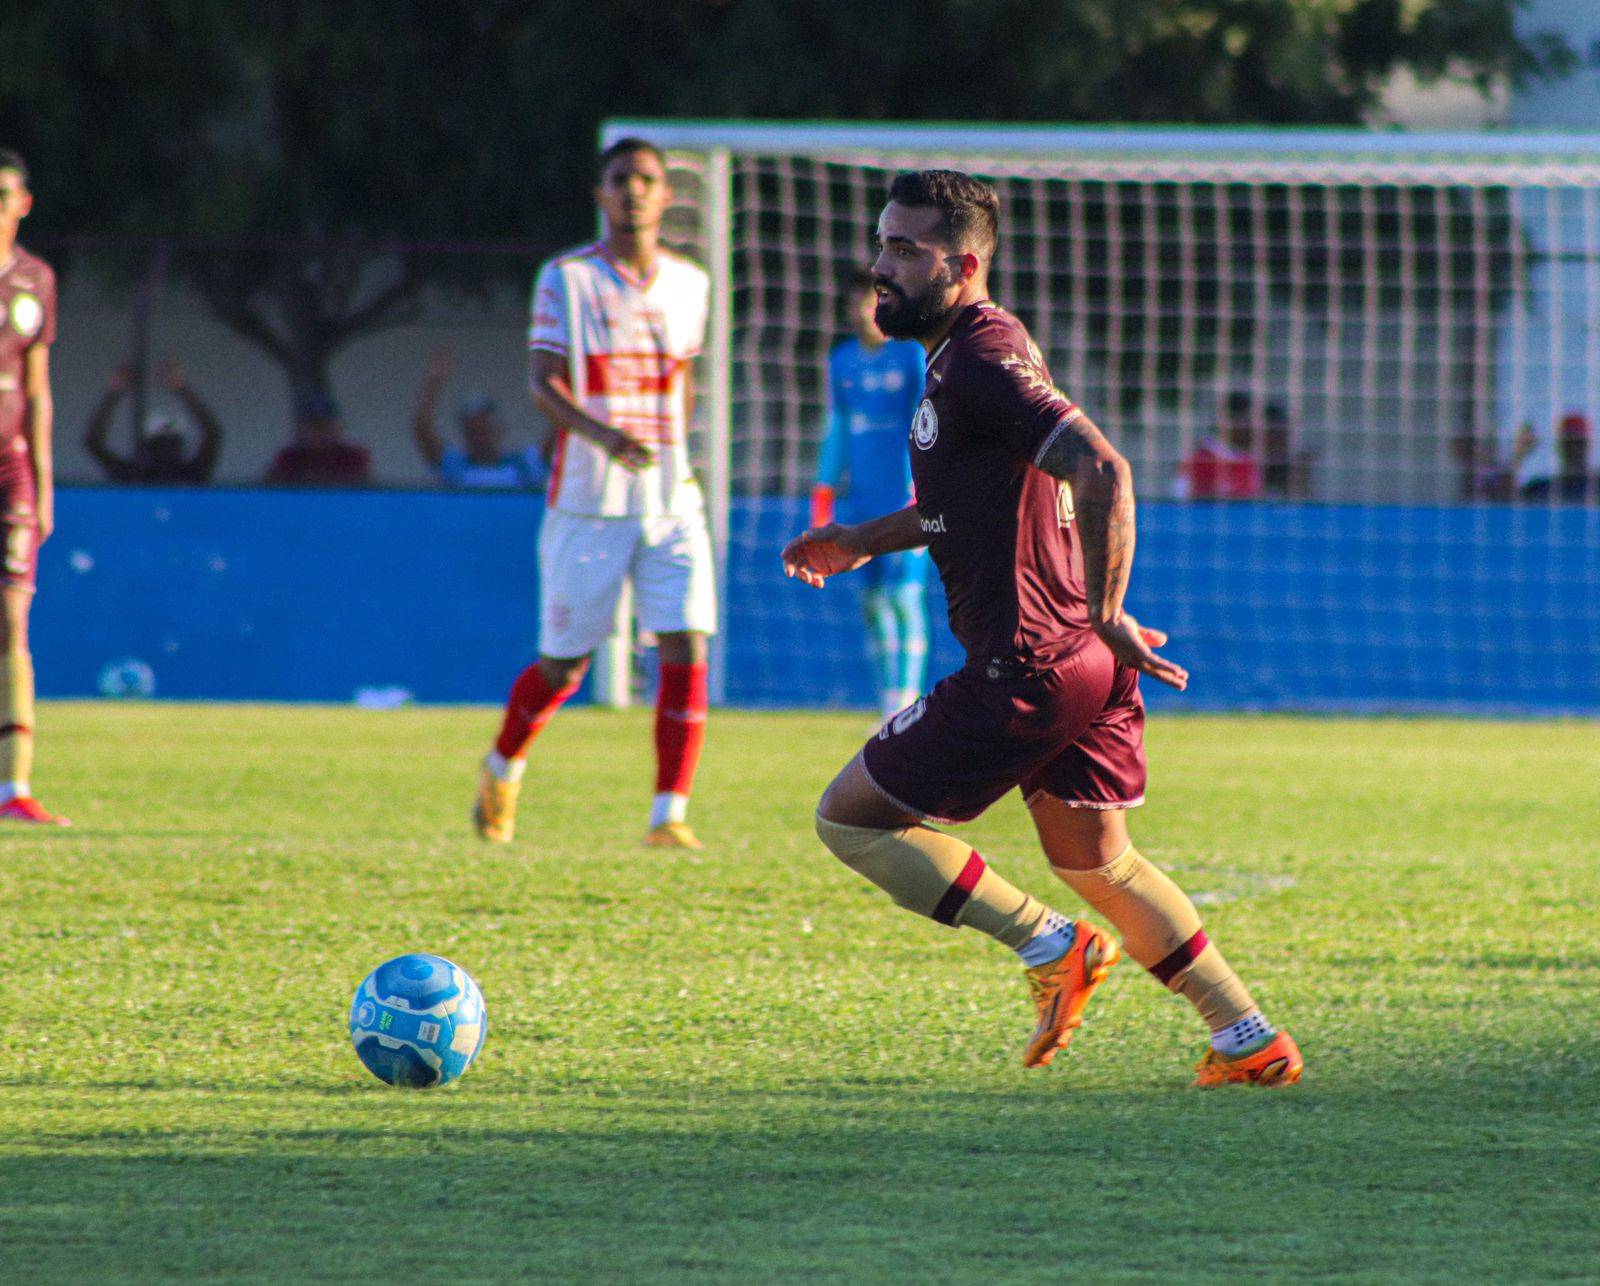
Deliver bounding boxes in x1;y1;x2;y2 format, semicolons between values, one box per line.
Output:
1329;949;1600;972
4;1036;1598;1283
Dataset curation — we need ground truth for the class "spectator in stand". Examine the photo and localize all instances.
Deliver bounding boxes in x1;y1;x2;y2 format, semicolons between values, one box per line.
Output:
1174;390;1261;500
1520;412;1598;504
1451;424;1536;501
1261;402;1316;499
264;392;371;487
83;358;222;484
411;348;547;489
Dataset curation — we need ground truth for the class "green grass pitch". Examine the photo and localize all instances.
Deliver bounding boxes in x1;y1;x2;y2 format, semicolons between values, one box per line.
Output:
2;702;1597;1282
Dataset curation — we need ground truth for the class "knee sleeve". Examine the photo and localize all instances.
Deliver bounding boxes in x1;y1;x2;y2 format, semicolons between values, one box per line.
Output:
1051;843;1202;972
0;648;34;784
1054;843;1257;1026
816;813;956;919
814;813;1049;948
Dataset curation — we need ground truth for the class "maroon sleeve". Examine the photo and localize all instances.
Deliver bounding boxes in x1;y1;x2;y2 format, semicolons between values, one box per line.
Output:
36;262;57;349
955;323;1081;463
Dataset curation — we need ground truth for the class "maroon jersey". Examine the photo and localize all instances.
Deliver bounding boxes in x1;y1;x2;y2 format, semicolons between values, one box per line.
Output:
911;301;1090;669
0;247;56;488
265;441;372;487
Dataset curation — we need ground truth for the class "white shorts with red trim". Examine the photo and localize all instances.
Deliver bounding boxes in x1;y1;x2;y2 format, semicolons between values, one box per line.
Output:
538;507;717;658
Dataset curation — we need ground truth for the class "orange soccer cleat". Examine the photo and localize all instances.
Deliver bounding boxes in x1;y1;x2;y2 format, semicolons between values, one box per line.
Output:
1193;1030;1303;1087
0;796;70;826
1022;920;1121;1068
473;761;520;843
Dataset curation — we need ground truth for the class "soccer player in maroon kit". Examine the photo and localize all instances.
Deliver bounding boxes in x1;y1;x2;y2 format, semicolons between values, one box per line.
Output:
0;151;67;825
784;171;1299;1085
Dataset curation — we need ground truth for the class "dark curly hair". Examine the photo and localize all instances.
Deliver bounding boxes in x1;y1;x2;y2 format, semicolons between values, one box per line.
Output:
887;169;998;260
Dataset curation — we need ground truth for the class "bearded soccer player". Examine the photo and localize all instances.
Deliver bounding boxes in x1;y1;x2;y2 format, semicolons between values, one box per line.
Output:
475;138;715;849
783;171;1299;1086
0;152;65;827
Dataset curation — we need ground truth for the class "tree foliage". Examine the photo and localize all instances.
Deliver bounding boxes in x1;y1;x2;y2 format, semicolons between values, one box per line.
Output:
0;0;1574;404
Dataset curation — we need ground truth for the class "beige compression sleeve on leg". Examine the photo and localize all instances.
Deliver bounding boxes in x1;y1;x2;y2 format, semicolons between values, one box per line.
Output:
816;815;1055;951
0;650;34;788
1052;844;1256;1030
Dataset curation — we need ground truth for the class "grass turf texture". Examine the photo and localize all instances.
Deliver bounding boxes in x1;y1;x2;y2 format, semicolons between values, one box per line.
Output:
3;703;1597;1283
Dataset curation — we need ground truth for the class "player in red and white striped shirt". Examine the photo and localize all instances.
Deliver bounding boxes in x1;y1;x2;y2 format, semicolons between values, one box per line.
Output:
474;138;716;849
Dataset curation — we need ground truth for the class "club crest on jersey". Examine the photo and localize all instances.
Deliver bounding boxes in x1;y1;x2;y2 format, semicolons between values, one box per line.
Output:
9;293;42;339
1056;481;1076;527
911;399;938;450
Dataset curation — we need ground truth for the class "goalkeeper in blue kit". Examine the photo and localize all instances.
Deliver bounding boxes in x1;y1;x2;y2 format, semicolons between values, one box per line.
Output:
811;271;931;717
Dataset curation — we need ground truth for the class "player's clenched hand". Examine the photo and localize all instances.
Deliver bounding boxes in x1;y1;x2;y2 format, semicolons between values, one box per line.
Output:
1092;613;1188;691
781;524;871;588
603;427;655;472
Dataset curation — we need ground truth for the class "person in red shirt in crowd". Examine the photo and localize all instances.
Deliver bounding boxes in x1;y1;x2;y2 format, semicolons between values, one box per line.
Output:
264;393;371;487
1175;390;1262;501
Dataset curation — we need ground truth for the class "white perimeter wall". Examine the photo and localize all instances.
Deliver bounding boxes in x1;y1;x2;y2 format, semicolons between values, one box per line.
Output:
49;266;548;487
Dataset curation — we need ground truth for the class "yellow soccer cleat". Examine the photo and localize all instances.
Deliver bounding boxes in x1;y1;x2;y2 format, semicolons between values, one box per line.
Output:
1022;920;1121;1068
644;820;703;850
1193;1030;1303;1087
473;761;521;843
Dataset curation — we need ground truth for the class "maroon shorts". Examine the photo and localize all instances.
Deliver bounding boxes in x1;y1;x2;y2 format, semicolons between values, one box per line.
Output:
0;482;36;592
860;638;1147;825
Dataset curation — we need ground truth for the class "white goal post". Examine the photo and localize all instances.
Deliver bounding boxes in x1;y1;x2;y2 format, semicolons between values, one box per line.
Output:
599;119;1600;713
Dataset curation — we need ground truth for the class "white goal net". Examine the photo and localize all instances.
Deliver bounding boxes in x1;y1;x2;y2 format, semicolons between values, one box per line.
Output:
605;121;1600;715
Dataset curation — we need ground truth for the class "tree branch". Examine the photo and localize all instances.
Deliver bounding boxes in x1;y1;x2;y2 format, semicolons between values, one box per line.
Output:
190;259;294;366
330;258;423;343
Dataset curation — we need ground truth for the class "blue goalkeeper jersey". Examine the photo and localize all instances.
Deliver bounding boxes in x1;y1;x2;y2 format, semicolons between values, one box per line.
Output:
817;336;926;523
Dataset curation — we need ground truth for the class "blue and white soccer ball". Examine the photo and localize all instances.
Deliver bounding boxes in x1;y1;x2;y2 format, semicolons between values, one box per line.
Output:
349;953;488;1088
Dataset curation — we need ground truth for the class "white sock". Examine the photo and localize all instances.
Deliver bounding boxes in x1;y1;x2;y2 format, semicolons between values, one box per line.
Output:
1211;1009;1276;1057
484;751;525;783
650;792;688;828
0;781;25;805
1015;910;1077;968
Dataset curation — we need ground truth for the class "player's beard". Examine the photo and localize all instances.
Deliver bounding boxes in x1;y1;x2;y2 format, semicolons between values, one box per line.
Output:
874;271;958;341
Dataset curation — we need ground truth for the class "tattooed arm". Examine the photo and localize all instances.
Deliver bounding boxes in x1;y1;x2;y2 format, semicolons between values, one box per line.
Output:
1035;412;1188;691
